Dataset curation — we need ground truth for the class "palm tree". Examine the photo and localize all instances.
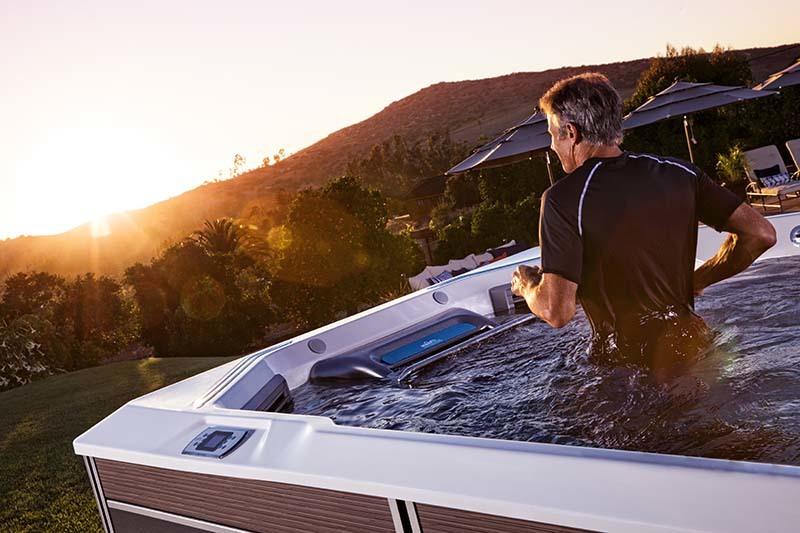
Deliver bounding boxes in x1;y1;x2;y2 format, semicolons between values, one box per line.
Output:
192;218;243;255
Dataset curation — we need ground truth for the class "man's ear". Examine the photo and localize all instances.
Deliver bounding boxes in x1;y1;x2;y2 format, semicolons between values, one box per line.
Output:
566;122;581;144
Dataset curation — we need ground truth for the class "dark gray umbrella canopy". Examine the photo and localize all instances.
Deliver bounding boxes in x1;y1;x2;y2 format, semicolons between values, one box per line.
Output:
755;59;800;91
623;80;776;162
623;81;774;129
446;111;550;174
449;80;777;173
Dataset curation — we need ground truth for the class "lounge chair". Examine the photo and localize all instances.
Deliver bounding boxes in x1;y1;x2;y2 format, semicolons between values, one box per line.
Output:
786;138;800;177
743;145;800;213
408;253;484;290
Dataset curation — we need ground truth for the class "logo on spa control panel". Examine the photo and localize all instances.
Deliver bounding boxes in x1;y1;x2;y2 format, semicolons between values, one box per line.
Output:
420;338;444;349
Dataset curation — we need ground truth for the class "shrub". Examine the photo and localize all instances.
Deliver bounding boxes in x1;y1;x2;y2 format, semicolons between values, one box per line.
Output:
0;316;51;391
272;176;424;328
716;145;747;184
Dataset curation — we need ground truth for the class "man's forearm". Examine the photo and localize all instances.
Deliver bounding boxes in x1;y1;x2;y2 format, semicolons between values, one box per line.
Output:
694;233;766;293
522;283;546;318
694;203;777;294
520;275;576;328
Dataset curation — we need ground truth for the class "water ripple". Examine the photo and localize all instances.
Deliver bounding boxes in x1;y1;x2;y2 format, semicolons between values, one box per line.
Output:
291;257;800;466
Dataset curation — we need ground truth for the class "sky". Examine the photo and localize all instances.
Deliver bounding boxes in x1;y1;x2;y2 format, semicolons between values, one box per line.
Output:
1;0;797;239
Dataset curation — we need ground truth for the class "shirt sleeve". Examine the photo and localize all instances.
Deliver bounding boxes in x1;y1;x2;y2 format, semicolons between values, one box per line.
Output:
696;169;742;231
539;190;582;285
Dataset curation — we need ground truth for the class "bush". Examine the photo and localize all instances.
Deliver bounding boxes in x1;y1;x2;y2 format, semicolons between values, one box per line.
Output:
432;196;540;265
716;145;747;184
431;156;547;264
272;176;424;328
432;213;475;264
0;271;137;382
126;225;274;358
621;45;800;176
444;172;481;208
0;315;52;391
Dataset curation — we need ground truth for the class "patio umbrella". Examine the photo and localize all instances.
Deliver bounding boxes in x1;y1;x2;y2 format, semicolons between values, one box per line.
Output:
755;59;800;91
623;81;776;162
446;111;556;183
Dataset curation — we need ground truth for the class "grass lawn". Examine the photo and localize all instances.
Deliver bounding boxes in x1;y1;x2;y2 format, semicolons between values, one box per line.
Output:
0;357;235;533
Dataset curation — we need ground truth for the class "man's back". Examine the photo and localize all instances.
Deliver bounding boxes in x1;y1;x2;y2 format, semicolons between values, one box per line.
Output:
540;151;742;353
514;73;774;372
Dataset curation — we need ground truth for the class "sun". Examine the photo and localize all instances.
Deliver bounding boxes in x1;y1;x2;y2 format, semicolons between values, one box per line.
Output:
13;124;187;236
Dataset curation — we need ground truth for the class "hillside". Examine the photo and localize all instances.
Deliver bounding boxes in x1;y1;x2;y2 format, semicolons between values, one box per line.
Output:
264;42;800;189
1;43;798;280
0;176;286;279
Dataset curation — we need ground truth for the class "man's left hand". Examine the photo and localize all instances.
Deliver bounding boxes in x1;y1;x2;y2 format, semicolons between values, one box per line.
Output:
511;265;543;297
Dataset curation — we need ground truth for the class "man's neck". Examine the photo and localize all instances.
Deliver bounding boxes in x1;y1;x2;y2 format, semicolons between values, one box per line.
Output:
574;144;623;169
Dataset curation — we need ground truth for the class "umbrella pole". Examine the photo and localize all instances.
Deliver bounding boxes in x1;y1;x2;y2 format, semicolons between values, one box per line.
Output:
683;115;695;163
545;151;555;185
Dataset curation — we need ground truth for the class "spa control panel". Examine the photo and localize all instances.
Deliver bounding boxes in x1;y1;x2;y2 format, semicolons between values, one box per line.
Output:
182;426;253;459
489;283;528;315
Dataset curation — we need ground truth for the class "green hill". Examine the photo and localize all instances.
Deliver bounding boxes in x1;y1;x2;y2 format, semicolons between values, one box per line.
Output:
0;357;235;533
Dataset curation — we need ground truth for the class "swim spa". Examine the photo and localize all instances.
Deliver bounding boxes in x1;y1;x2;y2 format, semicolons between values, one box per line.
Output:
74;212;800;533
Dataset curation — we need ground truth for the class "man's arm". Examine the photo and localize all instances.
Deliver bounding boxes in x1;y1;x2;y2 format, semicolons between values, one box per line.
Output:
694;203;776;295
511;265;578;328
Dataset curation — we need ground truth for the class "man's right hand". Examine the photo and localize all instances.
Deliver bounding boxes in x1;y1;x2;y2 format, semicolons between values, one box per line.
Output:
511;265;543;297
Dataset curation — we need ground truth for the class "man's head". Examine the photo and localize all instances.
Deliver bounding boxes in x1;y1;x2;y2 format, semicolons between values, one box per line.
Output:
539;73;623;173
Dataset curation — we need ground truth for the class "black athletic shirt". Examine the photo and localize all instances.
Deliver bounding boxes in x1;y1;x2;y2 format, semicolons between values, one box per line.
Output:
539;151;742;353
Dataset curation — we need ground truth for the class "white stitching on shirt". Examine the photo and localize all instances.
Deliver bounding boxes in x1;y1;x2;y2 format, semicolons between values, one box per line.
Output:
578;161;603;237
628;153;697;176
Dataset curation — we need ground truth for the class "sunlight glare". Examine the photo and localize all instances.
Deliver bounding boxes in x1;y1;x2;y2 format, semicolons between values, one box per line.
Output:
90;216;111;238
13;125;186;235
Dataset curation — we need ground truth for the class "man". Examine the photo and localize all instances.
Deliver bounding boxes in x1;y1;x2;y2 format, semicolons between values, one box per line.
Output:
511;73;776;369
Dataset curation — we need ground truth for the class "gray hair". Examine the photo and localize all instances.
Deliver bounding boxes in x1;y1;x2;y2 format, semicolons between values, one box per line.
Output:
539;73;623;146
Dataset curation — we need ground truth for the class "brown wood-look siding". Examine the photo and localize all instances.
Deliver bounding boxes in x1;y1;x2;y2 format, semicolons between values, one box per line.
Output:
414;503;600;533
95;459;395;533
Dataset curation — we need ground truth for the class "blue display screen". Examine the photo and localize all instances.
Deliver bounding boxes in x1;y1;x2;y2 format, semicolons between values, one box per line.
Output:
381;323;477;365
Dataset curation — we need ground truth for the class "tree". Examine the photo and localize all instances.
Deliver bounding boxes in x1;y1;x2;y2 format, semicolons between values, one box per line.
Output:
622;45;754;171
192;218;244;256
625;45;752;113
345;132;470;197
430;156;548;264
125;261;173;355
623;47;800;176
0;270;137;382
477;158;550;205
0;316;50;391
126;232;274;357
231;153;247;178
738;84;800;162
60;273;137;368
444;172;481;208
431;196;540;265
272;176;424;328
431;213;474;264
0;272;66;321
471;202;519;250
